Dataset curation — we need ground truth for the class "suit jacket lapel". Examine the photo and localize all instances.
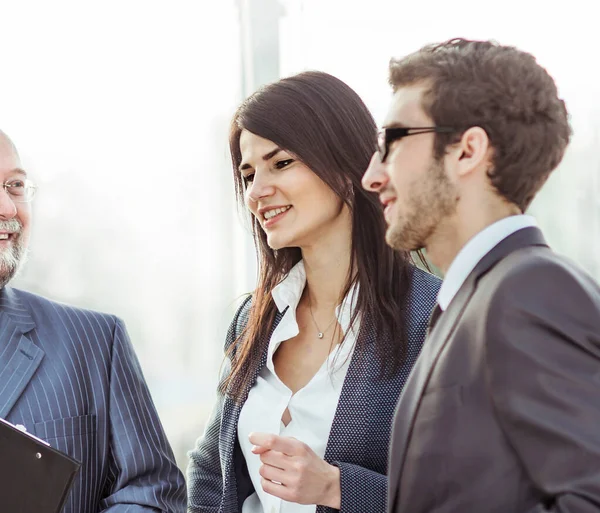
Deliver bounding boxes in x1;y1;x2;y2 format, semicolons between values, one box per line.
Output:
388;227;549;508
323;315;375;465
222;309;284;508
0;287;43;419
388;275;476;508
239;308;285;404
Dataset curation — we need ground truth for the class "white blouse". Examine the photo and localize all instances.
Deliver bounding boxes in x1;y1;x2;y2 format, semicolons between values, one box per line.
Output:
238;261;359;513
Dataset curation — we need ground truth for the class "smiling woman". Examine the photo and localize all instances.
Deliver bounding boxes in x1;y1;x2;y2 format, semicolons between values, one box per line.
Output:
187;71;442;513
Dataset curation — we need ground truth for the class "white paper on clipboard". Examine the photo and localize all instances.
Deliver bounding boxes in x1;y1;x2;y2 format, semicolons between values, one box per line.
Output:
0;417;51;446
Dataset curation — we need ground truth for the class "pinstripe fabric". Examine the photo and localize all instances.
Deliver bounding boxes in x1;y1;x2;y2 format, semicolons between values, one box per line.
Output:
0;286;187;513
187;266;441;513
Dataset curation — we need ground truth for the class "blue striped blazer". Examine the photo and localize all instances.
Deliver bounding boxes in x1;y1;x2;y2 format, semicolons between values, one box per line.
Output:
187;266;441;513
0;286;187;513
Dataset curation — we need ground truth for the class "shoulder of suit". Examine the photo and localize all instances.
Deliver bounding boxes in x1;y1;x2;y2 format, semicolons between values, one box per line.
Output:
234;294;253;329
488;246;599;299
493;245;572;279
8;287;121;326
223;294;252;352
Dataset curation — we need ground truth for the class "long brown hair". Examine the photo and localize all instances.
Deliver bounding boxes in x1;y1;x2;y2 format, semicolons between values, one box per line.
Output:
222;71;413;400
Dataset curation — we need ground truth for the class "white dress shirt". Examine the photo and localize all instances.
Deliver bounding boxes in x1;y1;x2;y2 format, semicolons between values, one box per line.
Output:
437;214;538;310
238;260;359;513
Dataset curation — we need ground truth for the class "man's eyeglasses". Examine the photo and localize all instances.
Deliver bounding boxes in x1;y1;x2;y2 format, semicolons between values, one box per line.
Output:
377;126;455;163
1;179;37;203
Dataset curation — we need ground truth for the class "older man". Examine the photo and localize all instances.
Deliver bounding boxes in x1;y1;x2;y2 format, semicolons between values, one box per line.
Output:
0;130;186;512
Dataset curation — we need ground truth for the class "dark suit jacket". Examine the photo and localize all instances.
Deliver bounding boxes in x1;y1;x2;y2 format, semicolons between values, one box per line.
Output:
0;286;187;512
388;227;600;513
187;266;441;513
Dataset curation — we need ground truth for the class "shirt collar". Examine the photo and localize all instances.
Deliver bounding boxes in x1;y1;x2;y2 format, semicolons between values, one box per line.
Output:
272;260;307;314
437;214;537;311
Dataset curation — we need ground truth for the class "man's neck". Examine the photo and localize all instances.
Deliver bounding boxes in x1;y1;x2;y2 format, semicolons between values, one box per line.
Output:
427;204;521;275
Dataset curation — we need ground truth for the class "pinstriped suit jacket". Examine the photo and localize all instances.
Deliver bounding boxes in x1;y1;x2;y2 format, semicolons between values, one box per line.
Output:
187;266;441;513
0;286;187;513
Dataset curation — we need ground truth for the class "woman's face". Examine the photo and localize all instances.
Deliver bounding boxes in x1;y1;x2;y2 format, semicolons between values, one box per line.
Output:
239;129;348;251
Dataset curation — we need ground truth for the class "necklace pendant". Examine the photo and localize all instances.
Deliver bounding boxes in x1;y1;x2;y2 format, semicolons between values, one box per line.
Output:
317;332;324;339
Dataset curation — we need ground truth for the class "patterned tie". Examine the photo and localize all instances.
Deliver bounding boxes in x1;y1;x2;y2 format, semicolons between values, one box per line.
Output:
426;303;443;337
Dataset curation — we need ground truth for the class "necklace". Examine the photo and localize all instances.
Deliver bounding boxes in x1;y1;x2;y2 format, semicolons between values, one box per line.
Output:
308;296;337;339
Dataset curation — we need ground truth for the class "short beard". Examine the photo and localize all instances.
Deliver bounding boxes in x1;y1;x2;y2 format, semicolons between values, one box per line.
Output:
0;219;28;289
387;157;458;252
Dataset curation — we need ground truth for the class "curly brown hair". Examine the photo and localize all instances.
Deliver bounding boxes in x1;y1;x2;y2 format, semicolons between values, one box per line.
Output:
389;38;572;211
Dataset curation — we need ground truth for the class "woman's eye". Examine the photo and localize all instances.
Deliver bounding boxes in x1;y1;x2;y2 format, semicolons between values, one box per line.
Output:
243;173;255;183
274;159;294;170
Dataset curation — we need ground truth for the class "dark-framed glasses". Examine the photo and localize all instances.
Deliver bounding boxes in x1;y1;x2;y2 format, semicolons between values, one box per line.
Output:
377;126;455;163
1;178;37;203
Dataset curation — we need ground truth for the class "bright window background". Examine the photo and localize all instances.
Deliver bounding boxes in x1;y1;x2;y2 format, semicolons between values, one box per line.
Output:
1;0;597;468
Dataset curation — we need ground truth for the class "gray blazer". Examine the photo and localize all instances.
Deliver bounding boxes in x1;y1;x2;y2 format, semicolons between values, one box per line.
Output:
388;227;600;513
0;286;187;513
188;266;441;513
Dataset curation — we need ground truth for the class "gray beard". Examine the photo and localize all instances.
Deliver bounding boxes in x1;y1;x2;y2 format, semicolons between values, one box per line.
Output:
0;219;27;289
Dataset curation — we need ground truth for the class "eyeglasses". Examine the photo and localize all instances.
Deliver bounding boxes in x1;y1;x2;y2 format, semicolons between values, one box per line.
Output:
377;126;456;163
1;178;37;203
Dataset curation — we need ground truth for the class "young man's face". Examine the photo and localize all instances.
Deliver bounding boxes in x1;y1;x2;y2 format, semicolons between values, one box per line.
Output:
362;84;458;252
0;134;31;287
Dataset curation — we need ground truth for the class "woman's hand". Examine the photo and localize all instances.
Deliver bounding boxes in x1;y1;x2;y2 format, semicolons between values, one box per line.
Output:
249;432;341;509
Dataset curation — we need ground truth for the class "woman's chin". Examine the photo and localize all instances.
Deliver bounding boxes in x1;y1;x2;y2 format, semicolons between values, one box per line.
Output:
266;234;294;251
267;240;286;251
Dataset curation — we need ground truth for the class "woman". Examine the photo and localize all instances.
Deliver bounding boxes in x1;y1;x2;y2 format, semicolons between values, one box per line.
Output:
187;71;440;513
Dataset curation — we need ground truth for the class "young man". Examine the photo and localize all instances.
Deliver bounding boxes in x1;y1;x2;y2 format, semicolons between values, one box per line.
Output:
0;130;186;511
363;38;600;513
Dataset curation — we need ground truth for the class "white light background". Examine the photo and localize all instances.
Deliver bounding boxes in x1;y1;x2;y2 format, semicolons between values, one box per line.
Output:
1;0;597;467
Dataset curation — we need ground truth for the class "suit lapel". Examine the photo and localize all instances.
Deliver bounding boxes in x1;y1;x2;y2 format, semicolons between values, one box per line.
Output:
323;315;375;464
240;308;285;404
388;276;476;508
0;288;43;419
388;227;549;509
222;309;284;509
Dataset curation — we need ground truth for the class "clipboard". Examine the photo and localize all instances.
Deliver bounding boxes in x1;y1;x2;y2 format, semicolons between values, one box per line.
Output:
0;417;81;513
